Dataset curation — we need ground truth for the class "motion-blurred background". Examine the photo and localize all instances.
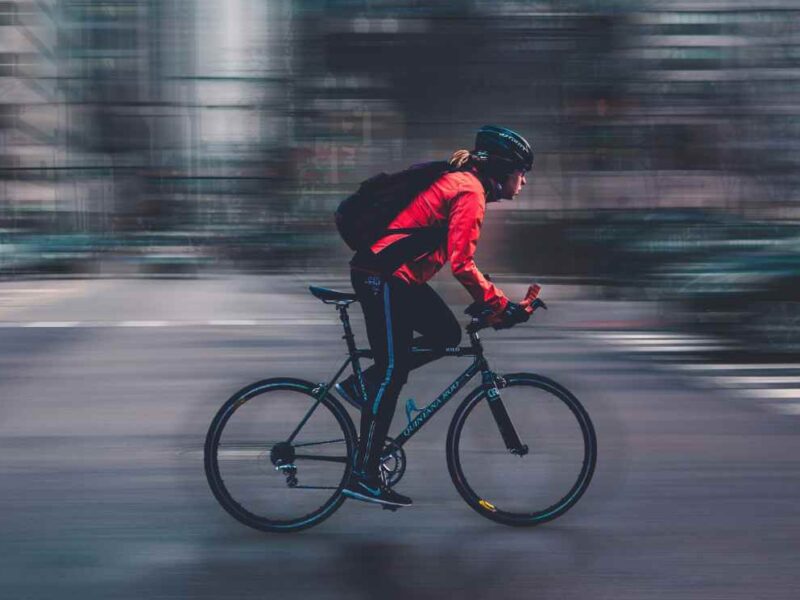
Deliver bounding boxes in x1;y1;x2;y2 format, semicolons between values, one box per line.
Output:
2;0;798;352
2;3;800;599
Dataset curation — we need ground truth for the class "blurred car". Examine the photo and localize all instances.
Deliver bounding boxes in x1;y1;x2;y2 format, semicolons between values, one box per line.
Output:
654;238;800;355
564;209;800;355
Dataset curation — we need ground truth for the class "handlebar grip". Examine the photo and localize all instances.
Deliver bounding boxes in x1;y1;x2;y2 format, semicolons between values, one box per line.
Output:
520;284;545;314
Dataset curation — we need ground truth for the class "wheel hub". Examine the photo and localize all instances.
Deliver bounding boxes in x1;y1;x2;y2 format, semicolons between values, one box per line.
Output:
270;441;296;467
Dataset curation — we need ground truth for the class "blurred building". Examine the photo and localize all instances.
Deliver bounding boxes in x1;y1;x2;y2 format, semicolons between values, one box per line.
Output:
1;1;800;277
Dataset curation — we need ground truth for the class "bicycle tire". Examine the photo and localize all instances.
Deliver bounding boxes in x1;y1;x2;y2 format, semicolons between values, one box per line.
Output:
446;373;596;527
204;378;356;533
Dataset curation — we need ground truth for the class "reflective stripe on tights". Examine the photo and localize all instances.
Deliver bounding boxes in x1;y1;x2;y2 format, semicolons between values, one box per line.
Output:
359;282;394;473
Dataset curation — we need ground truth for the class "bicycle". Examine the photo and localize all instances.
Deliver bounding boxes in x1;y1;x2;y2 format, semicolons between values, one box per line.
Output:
204;285;597;533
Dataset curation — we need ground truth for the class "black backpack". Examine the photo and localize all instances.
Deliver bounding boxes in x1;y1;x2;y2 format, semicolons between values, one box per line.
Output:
334;161;452;252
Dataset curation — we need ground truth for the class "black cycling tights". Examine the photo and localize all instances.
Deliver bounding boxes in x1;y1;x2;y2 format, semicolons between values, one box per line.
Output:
350;268;461;478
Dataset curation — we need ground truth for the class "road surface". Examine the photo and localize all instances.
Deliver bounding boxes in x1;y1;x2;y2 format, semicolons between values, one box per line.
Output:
1;276;798;599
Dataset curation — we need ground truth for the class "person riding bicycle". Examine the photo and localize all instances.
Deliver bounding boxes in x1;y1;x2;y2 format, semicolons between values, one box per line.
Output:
339;125;534;507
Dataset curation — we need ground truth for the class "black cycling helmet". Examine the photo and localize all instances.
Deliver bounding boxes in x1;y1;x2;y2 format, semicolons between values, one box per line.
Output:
474;125;534;174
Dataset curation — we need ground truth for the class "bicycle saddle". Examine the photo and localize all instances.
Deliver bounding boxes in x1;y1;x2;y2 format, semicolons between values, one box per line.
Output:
309;286;358;304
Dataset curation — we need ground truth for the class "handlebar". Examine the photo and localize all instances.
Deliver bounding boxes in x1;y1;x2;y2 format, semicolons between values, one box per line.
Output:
465;284;548;333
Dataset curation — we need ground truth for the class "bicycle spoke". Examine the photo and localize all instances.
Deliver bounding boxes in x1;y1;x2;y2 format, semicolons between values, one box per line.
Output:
205;379;355;532
287;360;351;444
295;454;348;463
293;438;346;448
286;394;325;444
455;448;533;456
216;437;346;453
447;374;596;526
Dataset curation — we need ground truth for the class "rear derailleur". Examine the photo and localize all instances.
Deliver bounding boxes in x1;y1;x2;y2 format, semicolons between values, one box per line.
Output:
270;441;298;487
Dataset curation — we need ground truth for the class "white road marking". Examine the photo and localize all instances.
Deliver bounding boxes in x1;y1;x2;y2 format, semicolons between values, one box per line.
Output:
585;331;728;353
2;288;65;294
712;376;800;387
622;345;727;353
0;282;91;316
673;364;800;372
736;389;800;400
8;319;800;420
584;329;800;417
770;403;800;416
0;319;337;328
673;358;800;415
586;332;721;344
609;339;722;347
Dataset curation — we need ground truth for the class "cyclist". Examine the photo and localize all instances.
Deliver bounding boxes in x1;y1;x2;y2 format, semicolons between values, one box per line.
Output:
338;125;534;507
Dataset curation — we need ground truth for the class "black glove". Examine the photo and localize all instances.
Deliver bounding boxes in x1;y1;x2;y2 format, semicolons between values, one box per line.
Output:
493;301;530;330
465;301;493;318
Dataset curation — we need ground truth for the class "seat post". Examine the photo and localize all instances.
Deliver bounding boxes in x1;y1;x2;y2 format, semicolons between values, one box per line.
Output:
338;303;370;400
338;304;359;357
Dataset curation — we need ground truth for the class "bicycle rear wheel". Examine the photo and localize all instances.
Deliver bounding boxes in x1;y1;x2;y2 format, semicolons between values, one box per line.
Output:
204;378;356;532
447;373;596;526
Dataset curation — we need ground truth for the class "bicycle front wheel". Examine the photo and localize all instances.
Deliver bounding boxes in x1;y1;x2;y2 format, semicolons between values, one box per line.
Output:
204;378;356;533
447;373;596;526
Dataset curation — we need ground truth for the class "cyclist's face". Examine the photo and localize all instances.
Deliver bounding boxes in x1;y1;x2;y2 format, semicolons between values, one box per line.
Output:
501;169;527;199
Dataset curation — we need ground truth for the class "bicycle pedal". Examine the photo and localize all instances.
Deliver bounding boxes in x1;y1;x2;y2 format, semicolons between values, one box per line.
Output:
381;504;400;512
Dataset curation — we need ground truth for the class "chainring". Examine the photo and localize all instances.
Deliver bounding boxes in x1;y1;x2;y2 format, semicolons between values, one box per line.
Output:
378;437;407;488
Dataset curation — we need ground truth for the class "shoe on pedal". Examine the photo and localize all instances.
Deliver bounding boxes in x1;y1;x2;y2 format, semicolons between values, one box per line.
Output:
335;376;365;410
342;475;412;507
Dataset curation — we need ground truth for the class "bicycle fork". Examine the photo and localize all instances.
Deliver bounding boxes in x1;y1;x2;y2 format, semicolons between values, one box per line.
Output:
483;372;528;456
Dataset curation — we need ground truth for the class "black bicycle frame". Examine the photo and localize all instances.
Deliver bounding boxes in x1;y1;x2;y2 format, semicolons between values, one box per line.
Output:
393;350;481;446
294;302;527;455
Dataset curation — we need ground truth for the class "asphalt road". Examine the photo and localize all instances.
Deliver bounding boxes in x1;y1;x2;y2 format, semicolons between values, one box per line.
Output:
1;276;798;599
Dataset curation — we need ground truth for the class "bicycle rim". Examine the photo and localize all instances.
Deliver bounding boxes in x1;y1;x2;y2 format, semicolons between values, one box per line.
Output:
447;373;596;526
205;378;355;532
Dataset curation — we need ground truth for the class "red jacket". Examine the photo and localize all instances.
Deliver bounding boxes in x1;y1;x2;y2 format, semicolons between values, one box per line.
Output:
371;170;508;313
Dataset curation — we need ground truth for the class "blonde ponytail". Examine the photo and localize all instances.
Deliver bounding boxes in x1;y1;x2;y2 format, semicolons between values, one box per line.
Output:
448;149;472;169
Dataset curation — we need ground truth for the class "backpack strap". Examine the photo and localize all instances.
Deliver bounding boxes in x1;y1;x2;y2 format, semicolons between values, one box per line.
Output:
383;227;429;235
364;225;447;274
